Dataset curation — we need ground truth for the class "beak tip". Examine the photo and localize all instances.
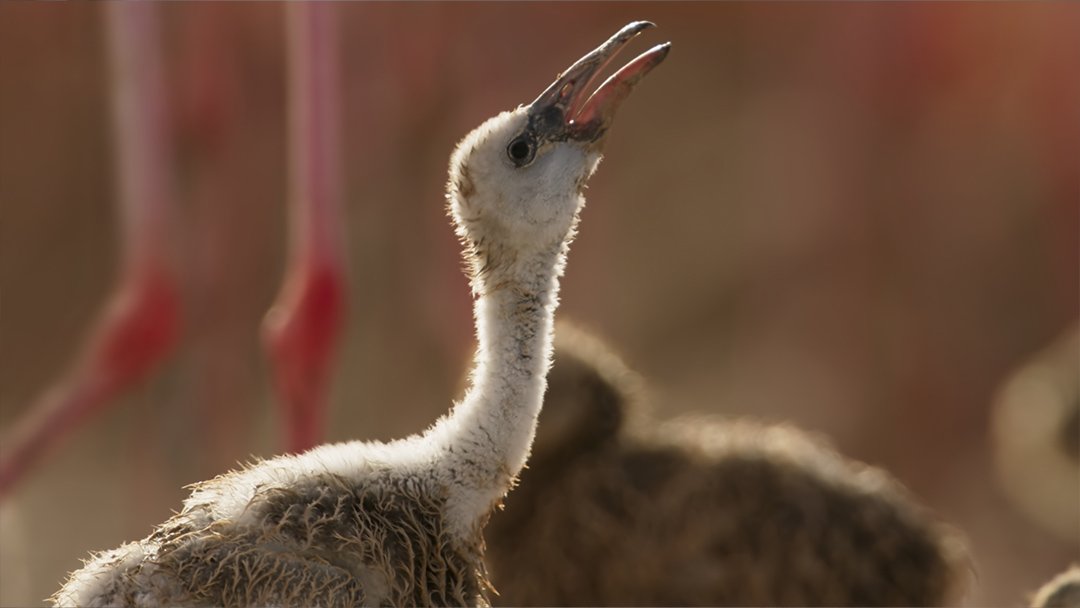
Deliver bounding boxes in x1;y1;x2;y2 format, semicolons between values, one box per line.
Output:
616;21;656;42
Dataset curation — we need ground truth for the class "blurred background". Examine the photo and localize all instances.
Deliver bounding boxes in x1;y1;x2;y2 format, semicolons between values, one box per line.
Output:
1;3;1077;605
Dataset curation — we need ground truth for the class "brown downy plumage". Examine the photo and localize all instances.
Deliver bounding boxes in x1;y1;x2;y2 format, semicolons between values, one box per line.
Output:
62;473;489;607
486;323;971;607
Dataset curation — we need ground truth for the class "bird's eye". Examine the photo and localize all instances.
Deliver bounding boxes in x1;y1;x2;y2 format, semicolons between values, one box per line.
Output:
506;135;536;167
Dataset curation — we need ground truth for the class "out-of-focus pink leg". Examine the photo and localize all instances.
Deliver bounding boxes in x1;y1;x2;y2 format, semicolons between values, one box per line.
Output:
0;2;180;500
263;3;347;454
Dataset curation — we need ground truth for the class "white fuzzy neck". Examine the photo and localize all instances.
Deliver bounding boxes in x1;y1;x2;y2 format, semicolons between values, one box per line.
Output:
430;242;566;529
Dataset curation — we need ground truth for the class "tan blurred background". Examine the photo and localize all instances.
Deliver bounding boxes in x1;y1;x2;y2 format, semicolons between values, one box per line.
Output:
1;3;1077;606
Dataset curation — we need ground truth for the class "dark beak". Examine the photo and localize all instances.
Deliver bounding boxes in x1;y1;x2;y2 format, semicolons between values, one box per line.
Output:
528;21;670;144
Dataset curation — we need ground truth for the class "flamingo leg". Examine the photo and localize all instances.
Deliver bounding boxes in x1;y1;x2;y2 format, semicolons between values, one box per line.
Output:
262;3;348;454
0;2;180;500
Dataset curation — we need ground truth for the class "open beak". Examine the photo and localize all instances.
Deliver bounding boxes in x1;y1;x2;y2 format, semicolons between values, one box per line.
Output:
528;21;670;144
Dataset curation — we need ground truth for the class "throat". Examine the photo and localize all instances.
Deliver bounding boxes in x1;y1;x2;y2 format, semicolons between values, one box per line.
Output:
433;245;564;521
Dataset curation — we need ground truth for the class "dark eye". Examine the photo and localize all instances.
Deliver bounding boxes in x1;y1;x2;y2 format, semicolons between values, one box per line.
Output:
506;135;536;167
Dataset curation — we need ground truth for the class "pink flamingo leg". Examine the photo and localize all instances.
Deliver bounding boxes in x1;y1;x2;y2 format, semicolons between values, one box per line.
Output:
0;3;180;500
263;3;348;454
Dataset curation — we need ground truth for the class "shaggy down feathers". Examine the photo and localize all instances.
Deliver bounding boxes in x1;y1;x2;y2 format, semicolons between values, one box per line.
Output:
53;455;491;607
485;325;970;607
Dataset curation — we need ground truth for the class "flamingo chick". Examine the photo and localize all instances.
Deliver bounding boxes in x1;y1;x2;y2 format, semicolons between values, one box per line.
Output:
486;324;971;606
52;22;670;607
